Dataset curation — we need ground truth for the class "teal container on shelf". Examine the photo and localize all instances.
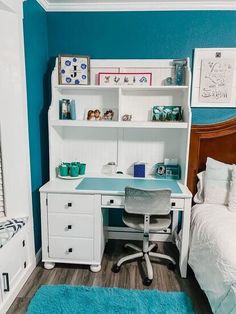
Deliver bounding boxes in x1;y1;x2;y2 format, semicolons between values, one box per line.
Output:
59;164;68;176
155;163;181;180
79;163;86;175
70;164;80;177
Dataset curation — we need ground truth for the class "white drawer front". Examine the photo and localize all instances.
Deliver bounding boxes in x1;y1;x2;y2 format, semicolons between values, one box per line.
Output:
101;195;125;207
49;237;93;261
101;195;184;209
48;213;94;238
48;194;94;214
171;198;184;209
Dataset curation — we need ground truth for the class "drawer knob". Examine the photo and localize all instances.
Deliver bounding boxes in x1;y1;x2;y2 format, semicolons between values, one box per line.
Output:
110;199;114;204
68;202;72;207
171;202;176;207
68;248;73;253
67;225;72;230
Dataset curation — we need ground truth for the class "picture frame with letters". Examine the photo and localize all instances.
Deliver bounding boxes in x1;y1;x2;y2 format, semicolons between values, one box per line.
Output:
58;55;90;85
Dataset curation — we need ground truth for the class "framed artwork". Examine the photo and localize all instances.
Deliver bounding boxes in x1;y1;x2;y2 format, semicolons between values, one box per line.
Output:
152;106;183;122
58;55;90;85
98;72;152;86
191;48;236;107
199;59;234;103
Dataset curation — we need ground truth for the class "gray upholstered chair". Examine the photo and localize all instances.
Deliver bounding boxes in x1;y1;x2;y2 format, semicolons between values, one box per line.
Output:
112;187;176;286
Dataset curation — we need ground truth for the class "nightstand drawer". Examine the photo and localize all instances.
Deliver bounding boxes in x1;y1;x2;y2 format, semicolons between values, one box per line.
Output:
171;198;184;209
48;213;94;238
48;194;94;214
101;195;125;207
49;237;93;261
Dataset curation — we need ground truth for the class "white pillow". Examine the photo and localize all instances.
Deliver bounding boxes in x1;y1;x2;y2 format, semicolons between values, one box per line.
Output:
204;157;232;205
193;171;205;204
228;165;236;212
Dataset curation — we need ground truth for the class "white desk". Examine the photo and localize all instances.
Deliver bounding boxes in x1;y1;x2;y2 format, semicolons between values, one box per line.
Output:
40;176;192;278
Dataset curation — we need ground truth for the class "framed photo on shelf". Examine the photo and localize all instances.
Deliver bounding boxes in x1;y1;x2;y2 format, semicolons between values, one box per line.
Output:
152;106;183;122
98;72;152;86
58;55;90;85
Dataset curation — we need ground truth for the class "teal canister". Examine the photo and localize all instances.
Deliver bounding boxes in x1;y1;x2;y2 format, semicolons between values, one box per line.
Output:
79;163;86;175
59;164;68;176
70;164;79;177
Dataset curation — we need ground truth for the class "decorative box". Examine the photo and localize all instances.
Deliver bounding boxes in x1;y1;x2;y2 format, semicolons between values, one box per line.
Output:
155;163;181;180
134;163;145;178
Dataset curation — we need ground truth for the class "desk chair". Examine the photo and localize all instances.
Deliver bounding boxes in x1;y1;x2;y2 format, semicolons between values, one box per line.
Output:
111;187;176;286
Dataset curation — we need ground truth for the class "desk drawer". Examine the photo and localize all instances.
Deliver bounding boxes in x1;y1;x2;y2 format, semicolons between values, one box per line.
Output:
49;237;93;261
171;198;184;209
48;213;94;238
101;195;184;209
101;195;125;207
48;194;94;214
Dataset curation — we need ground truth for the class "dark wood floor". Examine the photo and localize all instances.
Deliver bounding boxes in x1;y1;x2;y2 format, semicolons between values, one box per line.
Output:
8;240;212;314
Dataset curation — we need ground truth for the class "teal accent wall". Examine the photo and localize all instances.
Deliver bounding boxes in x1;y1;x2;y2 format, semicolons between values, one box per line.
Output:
47;11;236;124
23;0;49;252
23;8;236;252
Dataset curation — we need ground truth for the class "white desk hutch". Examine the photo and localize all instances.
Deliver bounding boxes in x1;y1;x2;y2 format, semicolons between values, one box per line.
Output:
40;59;192;278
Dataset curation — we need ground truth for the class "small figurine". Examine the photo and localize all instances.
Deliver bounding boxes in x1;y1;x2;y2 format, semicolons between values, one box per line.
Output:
122;114;132;121
164;77;173;86
94;109;101;120
87;110;95;120
103;110;114;120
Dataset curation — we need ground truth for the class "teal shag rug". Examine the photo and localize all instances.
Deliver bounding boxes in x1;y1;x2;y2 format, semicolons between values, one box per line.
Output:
27;285;194;314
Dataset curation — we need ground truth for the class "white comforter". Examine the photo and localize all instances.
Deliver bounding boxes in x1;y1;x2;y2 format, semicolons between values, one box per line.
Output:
188;204;236;314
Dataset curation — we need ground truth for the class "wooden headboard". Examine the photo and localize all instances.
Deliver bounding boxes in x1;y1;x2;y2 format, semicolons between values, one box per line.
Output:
187;117;236;195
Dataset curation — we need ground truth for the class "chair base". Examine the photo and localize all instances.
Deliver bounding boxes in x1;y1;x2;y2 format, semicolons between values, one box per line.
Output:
112;242;176;286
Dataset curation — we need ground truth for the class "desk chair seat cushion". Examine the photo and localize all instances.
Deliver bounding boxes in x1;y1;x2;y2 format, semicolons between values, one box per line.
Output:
122;212;171;232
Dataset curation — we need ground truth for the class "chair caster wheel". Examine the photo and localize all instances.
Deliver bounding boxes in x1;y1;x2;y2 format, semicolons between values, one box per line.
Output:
168;263;176;271
112;264;121;273
143;277;152;286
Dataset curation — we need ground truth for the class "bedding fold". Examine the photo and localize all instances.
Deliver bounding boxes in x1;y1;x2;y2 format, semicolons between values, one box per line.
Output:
189;204;236;313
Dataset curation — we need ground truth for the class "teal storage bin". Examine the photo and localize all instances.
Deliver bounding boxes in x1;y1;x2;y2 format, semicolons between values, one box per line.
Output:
156;163;181;180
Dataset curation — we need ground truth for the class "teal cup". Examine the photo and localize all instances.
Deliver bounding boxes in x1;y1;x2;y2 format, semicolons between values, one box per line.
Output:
79;163;86;175
59;164;68;176
70;164;79;177
63;162;71;175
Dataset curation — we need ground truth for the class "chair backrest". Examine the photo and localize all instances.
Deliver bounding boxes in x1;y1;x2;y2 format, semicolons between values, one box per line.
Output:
124;187;171;216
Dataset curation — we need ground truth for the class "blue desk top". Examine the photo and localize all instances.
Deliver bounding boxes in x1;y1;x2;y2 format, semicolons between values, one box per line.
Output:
76;178;182;194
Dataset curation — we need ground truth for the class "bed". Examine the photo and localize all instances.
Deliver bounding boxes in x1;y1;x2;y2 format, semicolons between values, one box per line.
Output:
187;118;236;314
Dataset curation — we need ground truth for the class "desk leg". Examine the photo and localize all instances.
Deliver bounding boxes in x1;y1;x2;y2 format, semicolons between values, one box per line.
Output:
171;210;179;237
90;264;101;272
179;198;191;278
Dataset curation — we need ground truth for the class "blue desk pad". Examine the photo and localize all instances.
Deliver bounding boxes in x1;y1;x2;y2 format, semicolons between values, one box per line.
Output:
76;178;182;194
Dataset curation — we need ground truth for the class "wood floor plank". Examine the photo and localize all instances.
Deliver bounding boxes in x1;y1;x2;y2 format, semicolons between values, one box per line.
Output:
7;240;212;314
